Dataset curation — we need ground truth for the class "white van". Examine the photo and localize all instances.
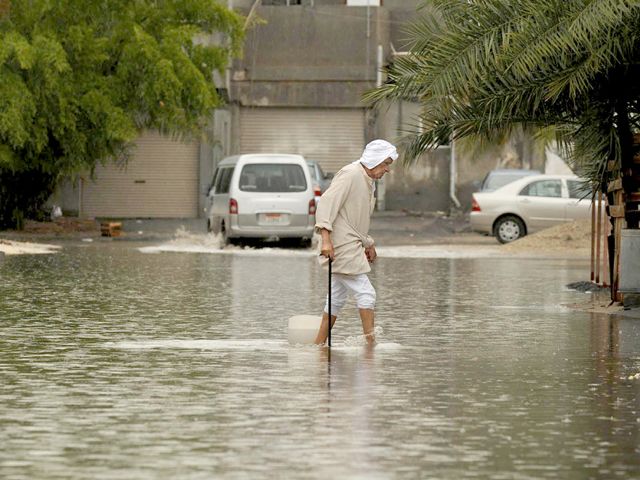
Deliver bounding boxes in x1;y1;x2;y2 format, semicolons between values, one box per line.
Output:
206;154;316;246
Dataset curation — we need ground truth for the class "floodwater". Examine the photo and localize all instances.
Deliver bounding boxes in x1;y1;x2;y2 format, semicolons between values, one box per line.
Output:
1;236;639;479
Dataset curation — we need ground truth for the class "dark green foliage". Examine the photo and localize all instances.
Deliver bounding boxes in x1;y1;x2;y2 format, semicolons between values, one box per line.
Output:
0;168;56;229
0;0;244;229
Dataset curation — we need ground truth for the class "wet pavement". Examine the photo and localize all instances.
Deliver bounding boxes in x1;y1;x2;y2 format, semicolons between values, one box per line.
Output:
1;237;639;479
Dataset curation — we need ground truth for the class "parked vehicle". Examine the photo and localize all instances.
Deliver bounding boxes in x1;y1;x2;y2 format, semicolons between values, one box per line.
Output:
206;154;316;246
470;174;592;243
479;168;541;192
306;159;333;204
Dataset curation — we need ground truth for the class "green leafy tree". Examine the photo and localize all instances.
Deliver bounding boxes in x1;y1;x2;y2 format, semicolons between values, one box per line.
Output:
366;0;640;195
0;0;244;229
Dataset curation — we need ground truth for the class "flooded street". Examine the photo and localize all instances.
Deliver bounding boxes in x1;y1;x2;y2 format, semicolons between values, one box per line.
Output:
1;239;639;479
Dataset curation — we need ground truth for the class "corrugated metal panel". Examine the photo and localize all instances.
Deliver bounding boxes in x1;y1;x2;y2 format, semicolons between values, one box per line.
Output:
81;131;199;218
239;108;365;174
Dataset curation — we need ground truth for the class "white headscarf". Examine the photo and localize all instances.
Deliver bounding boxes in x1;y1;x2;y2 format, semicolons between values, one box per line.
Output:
357;139;398;169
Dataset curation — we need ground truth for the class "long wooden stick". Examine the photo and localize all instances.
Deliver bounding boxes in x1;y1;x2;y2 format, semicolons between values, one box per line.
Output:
613;190;623;301
595;190;602;284
602;193;610;287
591;190;596;282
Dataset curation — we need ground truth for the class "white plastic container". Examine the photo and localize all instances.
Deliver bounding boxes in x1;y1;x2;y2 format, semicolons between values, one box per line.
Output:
287;315;322;345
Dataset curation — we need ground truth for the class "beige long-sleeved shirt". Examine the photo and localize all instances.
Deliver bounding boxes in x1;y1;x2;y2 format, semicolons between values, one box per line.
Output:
315;162;375;275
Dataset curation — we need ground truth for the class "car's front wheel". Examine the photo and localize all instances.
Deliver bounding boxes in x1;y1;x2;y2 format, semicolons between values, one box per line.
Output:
494;215;525;244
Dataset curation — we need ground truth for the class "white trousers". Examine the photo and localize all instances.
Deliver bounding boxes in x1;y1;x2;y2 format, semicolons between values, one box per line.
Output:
324;273;376;315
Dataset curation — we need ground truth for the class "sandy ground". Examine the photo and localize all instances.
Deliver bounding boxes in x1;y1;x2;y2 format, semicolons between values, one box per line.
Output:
502;218;591;255
20;217;100;236
565;294;640;319
0;218;98;255
0;238;61;255
369;212;592;258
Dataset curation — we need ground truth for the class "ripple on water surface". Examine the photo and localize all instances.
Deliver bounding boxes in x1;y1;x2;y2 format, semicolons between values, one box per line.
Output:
1;242;639;479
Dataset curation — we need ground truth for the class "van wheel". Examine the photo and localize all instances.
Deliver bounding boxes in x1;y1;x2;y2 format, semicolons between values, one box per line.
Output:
300;238;312;248
220;222;230;246
494;215;525;244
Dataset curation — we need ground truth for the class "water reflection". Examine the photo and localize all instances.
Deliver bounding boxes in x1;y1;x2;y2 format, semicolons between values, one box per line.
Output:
230;254;316;338
0;243;639;479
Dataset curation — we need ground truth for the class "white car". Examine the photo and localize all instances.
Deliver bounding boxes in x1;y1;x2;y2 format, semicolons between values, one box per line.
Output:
306;159;333;206
470;174;593;243
206;154;316;246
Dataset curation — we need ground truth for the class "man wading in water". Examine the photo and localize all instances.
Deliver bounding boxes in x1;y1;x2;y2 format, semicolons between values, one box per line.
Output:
314;139;398;346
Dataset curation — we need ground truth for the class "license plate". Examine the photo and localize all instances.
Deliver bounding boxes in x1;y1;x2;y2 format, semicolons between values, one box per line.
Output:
259;213;287;225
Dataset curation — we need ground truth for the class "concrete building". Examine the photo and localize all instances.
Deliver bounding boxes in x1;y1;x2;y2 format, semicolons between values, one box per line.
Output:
56;0;547;219
227;0;546;212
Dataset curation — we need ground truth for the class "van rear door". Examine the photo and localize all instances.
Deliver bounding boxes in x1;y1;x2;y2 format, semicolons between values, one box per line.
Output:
236;163;310;226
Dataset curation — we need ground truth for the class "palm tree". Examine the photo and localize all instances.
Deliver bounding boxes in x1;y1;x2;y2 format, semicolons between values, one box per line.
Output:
365;0;640;298
366;0;640;191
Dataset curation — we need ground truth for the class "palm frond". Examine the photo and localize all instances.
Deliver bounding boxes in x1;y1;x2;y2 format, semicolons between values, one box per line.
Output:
365;0;640;178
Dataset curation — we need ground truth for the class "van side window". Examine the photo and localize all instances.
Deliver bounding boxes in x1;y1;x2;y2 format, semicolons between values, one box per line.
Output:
215;167;234;194
209;169;220;194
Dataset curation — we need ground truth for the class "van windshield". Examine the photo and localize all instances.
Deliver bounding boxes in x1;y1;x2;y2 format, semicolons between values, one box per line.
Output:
239;164;307;192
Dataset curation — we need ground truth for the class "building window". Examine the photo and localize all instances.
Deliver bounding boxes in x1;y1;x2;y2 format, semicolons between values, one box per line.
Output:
347;0;382;5
262;0;304;5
